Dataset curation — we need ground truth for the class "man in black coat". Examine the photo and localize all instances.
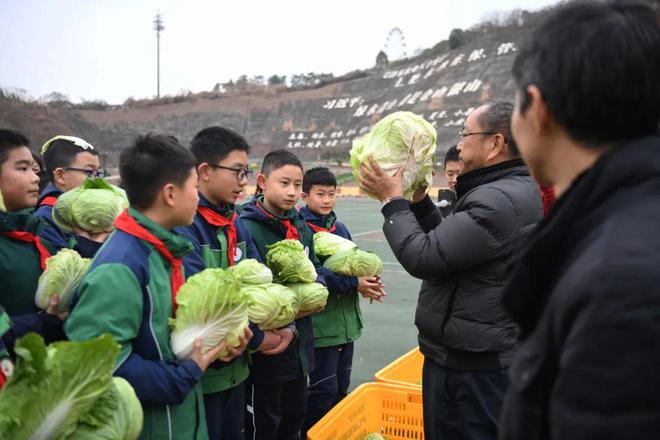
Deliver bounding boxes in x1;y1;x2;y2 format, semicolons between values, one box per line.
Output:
500;1;660;439
360;101;542;439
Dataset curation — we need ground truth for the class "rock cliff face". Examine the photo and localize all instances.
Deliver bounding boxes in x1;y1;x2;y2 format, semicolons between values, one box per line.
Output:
1;26;525;166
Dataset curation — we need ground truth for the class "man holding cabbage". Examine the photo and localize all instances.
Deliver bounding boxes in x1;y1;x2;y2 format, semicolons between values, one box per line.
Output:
358;105;542;439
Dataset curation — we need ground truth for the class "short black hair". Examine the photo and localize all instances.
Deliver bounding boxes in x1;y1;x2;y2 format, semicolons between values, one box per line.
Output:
303;167;337;193
119;134;196;210
260;149;303;176
0;129;30;169
43;138;99;183
512;1;660;147
444;145;460;165
478;101;519;156
190;126;250;166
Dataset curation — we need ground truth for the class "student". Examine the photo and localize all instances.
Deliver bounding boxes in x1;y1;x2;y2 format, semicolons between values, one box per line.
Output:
36;135;105;256
30;150;48;193
178;126;282;439
437;145;461;218
299;167;385;435
66;134;236;440
0;129;66;350
443;145;461;193
240;149;324;440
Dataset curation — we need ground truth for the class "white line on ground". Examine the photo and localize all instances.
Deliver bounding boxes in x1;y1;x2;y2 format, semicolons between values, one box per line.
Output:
352;229;383;237
383;269;411;274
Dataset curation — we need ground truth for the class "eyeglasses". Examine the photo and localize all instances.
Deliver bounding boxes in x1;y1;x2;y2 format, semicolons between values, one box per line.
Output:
458;131;498;142
208;164;253;181
63;167;107;179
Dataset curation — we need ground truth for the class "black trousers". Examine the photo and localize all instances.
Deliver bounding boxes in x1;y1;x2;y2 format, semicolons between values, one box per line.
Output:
302;342;354;437
244;376;308;440
204;383;245;440
422;356;509;440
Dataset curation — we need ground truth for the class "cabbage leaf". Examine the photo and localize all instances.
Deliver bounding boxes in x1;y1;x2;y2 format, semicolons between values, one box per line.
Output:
170;268;249;360
323;248;383;277
53;178;128;234
312;232;357;257
285;282;329;312
265;239;316;283
350;111;437;201
242;283;299;330
230;259;273;285
35;249;91;313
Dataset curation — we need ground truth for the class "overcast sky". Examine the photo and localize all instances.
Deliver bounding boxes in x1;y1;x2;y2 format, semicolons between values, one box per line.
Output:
1;0;558;104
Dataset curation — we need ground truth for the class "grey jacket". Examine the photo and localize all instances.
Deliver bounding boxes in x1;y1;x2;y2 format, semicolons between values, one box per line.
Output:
382;160;542;370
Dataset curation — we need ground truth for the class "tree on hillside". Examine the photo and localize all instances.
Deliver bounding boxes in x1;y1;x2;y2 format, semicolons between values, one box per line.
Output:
78;99;109;110
40;91;70;105
289;72;334;88
0;87;32;102
448;28;466;49
268;74;287;85
376;50;389;67
431;40;449;54
235;75;249;90
249;75;265;86
39;91;72;107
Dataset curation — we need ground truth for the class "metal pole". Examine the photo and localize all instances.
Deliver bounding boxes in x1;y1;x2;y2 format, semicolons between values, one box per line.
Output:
157;30;160;98
154;12;164;99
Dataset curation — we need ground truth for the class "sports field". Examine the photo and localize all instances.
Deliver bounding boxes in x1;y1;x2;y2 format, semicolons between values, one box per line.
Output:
330;197;421;390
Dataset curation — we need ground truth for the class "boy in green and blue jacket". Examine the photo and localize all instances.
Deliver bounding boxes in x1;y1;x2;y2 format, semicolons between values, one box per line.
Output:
0;129;65;359
239;150;325;440
177;126;281;439
65;135;234;440
299;167;385;435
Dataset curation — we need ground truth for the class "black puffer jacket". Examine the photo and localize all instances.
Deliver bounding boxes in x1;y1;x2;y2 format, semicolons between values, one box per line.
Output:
382;160;542;370
500;135;660;439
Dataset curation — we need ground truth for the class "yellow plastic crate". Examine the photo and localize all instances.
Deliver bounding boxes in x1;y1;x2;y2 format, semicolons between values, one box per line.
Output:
374;347;423;389
307;382;424;440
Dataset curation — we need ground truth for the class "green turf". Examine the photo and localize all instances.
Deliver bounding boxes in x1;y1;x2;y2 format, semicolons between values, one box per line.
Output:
332;197;420;390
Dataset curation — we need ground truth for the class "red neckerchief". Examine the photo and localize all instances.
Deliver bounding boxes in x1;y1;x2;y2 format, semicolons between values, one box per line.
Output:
1;231;51;270
114;210;183;314
39;196;57;207
307;222;336;234
256;202;299;240
539;185;556;216
197;206;237;266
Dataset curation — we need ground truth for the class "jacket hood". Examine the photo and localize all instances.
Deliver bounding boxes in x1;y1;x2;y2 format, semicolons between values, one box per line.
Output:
299;206;336;229
239;196;295;222
37;183;62;204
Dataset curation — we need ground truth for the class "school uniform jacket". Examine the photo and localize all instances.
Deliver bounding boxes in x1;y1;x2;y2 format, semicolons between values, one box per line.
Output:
177;193;265;394
66;208;208;440
299;207;362;348
239;197;325;385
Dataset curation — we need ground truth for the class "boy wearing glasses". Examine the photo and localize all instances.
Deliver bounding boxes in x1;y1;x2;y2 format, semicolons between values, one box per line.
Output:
34;136;103;250
177;126;282;439
36;135;105;256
